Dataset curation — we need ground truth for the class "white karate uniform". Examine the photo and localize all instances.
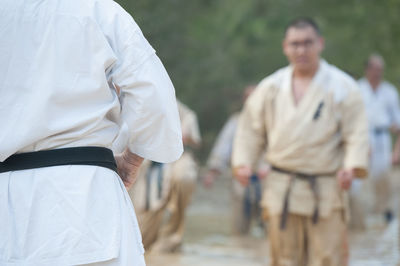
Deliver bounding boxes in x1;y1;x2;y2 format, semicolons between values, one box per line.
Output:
358;78;400;177
206;113;239;172
0;0;183;265
357;78;400;214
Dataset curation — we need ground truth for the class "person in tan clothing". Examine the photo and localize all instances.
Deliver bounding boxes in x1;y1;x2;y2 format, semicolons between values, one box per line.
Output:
232;18;369;266
129;100;201;252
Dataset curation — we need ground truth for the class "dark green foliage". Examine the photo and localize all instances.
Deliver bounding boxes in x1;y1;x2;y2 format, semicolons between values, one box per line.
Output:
116;0;400;161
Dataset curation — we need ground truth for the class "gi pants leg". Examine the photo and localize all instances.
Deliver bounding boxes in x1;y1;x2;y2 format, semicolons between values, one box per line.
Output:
231;179;251;235
151;153;197;252
268;211;345;266
349;191;367;230
136;208;166;251
371;171;392;214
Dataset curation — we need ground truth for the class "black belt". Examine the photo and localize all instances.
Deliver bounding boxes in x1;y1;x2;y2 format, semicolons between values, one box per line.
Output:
0;147;118;174
271;166;335;230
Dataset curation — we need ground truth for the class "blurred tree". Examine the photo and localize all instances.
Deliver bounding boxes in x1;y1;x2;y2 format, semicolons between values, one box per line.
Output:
116;0;400;161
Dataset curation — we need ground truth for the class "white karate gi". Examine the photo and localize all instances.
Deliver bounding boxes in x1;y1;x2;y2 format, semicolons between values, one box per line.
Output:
358;78;400;177
207;113;262;234
0;0;183;265
207;114;239;172
357;78;400;214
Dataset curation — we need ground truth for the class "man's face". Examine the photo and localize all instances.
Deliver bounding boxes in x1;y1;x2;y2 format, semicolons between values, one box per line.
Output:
283;26;324;73
366;59;384;83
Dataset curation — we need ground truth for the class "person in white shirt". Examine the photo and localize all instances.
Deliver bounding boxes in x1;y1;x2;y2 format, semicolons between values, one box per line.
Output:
203;86;269;235
0;0;183;265
358;54;400;223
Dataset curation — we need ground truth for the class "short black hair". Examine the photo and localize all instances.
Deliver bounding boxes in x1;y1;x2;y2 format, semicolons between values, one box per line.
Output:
285;17;321;36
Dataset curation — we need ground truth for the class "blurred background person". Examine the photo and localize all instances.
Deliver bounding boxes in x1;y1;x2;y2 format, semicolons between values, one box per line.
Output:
129;100;201;253
358;54;400;224
117;0;400;264
203;85;269;236
232;18;369;266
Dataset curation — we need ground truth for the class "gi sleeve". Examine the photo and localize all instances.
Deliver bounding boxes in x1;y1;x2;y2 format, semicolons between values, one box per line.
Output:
105;4;183;163
188;113;202;146
341;86;369;178
180;104;202;147
387;85;400;129
232;86;267;170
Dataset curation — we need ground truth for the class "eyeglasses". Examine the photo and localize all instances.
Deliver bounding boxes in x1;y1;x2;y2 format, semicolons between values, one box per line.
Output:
287;39;315;49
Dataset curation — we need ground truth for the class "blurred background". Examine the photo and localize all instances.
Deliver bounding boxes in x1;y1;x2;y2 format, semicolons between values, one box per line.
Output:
116;1;400;265
117;0;400;161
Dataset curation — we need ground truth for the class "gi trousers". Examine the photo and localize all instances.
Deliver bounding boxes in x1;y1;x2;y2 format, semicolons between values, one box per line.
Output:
231;178;264;235
370;171;392;214
268;211;346;266
137;152;197;252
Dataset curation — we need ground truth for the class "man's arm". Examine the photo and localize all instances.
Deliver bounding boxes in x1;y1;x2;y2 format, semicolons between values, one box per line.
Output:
388;86;400;164
105;6;183;163
113;55;183;163
392;132;400;165
115;149;143;189
232;87;267;186
203;115;237;187
339;86;369;189
179;103;202;149
102;3;183;185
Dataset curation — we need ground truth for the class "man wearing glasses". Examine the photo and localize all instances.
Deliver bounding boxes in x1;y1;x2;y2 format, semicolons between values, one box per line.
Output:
233;18;368;266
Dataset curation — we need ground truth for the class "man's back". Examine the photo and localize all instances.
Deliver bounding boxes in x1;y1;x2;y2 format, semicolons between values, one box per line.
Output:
0;0;180;162
0;1;183;265
1;0;115;158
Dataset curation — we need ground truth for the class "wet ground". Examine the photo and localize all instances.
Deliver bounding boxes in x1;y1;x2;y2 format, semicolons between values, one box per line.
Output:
146;168;400;266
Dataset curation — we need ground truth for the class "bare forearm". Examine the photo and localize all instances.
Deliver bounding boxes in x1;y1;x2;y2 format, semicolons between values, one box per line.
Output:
122;149;144;167
115;149;144;189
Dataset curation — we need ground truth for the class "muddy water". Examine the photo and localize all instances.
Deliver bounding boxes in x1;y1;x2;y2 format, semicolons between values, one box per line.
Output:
145;168;400;266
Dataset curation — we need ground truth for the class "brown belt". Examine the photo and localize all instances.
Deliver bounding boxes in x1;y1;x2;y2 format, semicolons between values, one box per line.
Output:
271;166;335;230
